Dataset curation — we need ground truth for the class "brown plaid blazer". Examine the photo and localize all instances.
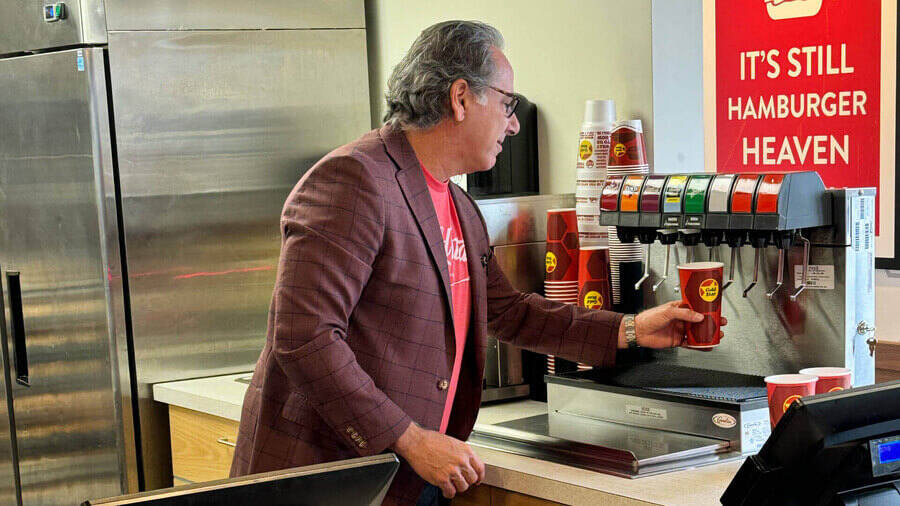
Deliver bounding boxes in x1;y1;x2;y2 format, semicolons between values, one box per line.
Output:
230;124;622;504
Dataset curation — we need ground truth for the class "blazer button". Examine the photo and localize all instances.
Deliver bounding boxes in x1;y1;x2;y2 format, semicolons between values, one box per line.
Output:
437;379;449;391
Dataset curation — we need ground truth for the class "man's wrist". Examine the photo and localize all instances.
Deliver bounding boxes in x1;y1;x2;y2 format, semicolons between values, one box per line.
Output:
623;314;638;349
391;420;420;455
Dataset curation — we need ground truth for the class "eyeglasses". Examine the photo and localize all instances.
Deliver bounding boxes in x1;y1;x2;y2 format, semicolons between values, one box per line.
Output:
488;86;520;118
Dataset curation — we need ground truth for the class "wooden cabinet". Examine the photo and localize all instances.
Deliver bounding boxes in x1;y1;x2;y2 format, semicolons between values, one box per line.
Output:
453;485;564;506
168;405;240;483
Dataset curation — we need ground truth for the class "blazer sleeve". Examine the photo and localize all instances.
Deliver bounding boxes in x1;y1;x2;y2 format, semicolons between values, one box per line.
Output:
270;154;411;457
485;256;622;368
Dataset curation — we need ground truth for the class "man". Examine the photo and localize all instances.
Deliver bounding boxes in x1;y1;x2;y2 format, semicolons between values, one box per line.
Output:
231;20;721;505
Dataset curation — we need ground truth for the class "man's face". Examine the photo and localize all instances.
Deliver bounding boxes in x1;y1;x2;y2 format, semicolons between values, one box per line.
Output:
460;47;520;173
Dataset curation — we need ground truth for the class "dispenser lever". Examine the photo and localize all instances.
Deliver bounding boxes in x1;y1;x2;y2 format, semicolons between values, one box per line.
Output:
789;233;811;301
742;249;760;298
651;244;669;292
765;250;785;299
634;243;651;290
721;247;737;291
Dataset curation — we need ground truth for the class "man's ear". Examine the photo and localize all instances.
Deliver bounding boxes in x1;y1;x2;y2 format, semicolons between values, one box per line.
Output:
449;78;469;122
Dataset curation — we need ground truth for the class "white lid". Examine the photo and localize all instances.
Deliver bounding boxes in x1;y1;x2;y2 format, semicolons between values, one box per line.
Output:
763;374;818;385
583;99;616;124
799;367;851;377
676;261;724;270
580;245;610;250
614;119;643;132
547;208;576;213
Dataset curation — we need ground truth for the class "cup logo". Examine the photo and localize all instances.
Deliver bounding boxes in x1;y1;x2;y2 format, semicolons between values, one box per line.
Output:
613;143;626;158
699;278;719;302
545;252;558;273
828;386;844;393
579;139;593;160
782;394;802;413
583;290;603;309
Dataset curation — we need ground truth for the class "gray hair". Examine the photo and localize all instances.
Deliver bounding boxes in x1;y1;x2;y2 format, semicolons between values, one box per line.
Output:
383;20;505;130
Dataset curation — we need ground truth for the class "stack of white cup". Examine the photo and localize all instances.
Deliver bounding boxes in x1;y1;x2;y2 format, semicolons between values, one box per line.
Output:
575;99;615;248
607;119;649;304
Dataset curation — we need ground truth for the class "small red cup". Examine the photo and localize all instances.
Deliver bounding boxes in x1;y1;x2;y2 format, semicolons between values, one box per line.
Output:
546;209;579;282
677;261;724;348
799;367;851;394
578;246;612;310
764;374;818;428
607;120;647;167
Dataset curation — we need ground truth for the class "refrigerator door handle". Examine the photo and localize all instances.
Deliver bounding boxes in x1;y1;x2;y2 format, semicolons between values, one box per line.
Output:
0;268;24;505
5;273;28;387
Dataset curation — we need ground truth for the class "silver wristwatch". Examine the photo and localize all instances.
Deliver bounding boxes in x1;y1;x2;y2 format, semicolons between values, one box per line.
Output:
623;314;638;349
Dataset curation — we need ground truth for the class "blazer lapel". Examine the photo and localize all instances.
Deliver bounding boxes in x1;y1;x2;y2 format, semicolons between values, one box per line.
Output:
381;125;454;318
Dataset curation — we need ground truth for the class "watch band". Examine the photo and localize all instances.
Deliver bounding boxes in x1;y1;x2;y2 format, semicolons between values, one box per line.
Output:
624;314;638;349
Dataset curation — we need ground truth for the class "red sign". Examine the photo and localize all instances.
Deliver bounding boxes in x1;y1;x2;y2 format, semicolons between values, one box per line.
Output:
716;0;881;230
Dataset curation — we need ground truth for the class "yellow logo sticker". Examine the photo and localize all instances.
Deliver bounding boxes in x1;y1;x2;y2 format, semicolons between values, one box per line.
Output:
782;394;802;413
579;139;593;160
699;278;719;302
545;252;557;273
583;290;603;309
613;143;626;158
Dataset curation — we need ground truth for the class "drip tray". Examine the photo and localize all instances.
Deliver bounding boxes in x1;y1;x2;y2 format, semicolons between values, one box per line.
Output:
470;412;741;478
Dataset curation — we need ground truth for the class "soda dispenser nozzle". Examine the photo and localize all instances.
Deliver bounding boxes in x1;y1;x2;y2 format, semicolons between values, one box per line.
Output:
678;229;702;263
653;229;679;292
701;230;724;262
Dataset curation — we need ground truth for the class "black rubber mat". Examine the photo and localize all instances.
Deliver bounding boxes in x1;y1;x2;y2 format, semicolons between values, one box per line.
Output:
558;362;767;402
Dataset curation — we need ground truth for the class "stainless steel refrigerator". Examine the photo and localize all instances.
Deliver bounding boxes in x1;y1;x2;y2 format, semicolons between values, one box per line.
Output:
0;1;371;504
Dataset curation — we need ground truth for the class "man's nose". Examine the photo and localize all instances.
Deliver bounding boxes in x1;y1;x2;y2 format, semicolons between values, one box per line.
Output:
506;112;520;136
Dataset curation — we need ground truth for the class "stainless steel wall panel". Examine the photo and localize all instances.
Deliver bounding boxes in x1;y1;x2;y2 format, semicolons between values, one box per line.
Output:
0;0;106;56
104;0;364;31
0;48;125;504
107;29;371;489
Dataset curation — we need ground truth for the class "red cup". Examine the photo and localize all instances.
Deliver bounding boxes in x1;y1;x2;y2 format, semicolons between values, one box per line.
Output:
578;246;612;310
607;120;647;167
677;261;724;348
764;374;818;428
546;209;579;282
799;367;851;394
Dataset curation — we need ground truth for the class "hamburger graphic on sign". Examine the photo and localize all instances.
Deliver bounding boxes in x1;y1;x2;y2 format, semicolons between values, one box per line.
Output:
764;0;823;20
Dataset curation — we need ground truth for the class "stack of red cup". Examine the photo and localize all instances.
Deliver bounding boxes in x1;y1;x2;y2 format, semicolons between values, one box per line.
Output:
578;246;612;311
545;208;579;373
606;120;648;304
764;367;851;428
545;208;579;304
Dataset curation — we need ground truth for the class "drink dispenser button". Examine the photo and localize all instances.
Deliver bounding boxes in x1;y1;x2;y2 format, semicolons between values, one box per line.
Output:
708;174;736;213
683;175;712;227
600;176;625;212
620;176;645;212
639;175;667;214
755;173;786;214
599;176;625;227
731;174;761;214
662;175;688;226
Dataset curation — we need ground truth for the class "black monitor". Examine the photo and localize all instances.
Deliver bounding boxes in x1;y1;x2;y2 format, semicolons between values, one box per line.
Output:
83;454;399;506
721;380;900;505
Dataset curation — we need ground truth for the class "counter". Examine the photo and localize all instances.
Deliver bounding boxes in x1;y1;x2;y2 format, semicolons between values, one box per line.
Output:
154;374;742;505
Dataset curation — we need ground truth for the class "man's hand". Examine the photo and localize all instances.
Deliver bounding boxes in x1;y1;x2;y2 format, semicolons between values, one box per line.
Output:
392;422;485;498
618;300;728;349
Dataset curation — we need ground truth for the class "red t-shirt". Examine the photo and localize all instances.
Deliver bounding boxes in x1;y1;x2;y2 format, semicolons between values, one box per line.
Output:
421;166;471;433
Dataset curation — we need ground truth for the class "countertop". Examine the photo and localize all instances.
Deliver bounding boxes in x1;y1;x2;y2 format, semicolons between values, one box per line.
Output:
154;374;742;505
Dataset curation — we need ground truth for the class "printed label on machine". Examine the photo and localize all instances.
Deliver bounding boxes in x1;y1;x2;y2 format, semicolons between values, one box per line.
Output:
793;265;835;290
625;404;668;420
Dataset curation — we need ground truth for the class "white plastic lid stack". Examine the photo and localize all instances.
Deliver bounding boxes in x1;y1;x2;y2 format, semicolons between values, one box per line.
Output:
583;99;616;125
